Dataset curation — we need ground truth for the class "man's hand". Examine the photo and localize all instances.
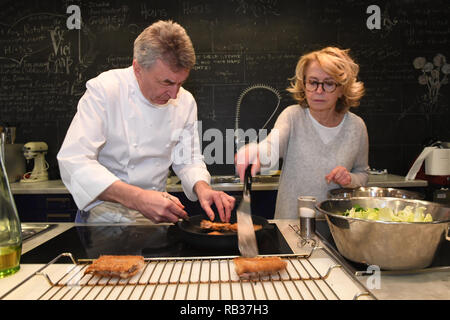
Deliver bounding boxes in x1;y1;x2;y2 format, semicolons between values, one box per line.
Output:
194;181;236;222
325;166;352;186
99;181;188;223
133;190;189;223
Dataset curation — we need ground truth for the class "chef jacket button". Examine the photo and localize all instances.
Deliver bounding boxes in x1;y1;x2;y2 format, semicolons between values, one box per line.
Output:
133;143;137;147
130;165;135;169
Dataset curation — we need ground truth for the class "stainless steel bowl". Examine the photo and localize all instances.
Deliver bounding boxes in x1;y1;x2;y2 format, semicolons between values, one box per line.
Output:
316;197;450;270
328;187;425;200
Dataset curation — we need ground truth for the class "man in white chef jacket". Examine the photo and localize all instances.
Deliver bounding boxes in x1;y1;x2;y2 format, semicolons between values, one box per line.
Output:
57;20;235;224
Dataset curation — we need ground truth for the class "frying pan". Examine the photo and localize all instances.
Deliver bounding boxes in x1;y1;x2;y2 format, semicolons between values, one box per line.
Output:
177;214;270;249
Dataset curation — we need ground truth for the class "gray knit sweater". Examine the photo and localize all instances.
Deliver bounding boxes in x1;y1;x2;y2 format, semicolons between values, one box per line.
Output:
259;105;369;219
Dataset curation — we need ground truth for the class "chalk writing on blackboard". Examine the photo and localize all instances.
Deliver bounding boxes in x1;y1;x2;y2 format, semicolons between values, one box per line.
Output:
233;0;280;18
399;54;450;122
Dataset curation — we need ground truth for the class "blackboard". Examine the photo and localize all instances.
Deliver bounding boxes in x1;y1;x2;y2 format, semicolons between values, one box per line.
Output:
0;0;449;178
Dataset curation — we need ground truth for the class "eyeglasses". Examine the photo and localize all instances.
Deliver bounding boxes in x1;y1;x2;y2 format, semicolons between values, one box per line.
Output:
305;79;339;93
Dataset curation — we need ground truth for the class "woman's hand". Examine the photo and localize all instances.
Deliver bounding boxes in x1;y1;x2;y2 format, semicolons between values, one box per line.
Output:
235;143;261;181
325;166;352;186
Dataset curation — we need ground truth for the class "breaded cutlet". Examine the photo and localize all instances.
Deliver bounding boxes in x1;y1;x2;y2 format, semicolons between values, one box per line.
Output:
84;255;145;279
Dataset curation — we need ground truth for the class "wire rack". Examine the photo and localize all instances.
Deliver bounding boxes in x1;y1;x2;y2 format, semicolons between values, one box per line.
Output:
1;248;376;300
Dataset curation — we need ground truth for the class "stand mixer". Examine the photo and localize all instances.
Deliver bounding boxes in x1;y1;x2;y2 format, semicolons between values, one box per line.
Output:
20;142;49;183
406;141;450;205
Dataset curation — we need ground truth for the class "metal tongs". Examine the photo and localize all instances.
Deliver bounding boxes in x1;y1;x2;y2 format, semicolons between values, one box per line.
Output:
237;166;259;257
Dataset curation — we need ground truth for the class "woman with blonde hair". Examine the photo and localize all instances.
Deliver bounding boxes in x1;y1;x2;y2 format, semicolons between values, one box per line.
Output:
235;47;369;219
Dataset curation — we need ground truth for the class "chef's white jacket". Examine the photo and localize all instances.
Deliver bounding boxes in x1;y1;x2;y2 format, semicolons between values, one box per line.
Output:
57;66;210;211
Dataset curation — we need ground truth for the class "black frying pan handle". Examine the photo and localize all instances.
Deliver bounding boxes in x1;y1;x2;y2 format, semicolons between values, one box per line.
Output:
243;165;252;197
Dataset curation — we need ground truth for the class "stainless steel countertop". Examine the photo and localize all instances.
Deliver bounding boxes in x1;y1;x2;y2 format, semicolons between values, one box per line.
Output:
1;220;448;300
10;174;427;195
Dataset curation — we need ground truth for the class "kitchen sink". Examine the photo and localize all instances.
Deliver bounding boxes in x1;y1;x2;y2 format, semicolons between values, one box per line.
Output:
211;175;280;184
21;223;56;241
211;176;241;184
206;175;281;184
171;175;279;185
252;176;280;183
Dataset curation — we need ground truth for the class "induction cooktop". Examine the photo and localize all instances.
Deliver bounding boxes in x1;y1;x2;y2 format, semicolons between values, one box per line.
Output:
21;223;293;264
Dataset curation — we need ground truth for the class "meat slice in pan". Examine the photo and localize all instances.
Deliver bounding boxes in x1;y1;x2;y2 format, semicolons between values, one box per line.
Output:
200;220;262;233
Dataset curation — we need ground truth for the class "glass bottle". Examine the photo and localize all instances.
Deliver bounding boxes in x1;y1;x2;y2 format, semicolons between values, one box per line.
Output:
0;134;22;278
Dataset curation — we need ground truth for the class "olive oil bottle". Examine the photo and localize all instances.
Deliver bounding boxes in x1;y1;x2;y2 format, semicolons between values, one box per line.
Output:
0;136;22;278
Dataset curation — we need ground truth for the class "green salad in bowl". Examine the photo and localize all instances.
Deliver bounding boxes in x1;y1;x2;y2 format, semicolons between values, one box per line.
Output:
343;204;433;222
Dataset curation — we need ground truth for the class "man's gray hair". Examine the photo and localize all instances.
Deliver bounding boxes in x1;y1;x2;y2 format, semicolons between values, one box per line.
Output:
133;20;196;71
